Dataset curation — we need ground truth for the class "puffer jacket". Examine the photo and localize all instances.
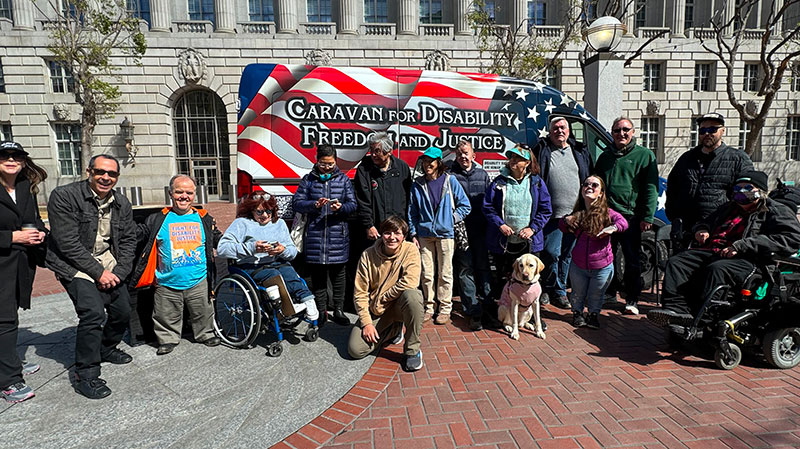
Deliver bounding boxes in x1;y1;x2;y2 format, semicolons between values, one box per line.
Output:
292;167;357;265
559;208;629;270
666;143;753;229
445;160;490;237
483;169;552;254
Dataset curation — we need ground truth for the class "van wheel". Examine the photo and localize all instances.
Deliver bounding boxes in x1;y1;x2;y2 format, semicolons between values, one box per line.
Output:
763;327;800;369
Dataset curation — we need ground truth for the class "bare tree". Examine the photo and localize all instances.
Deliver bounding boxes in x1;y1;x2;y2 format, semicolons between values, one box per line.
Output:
37;0;147;174
699;0;800;155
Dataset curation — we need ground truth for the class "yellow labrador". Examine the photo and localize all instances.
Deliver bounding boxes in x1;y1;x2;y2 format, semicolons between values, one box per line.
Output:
497;254;546;340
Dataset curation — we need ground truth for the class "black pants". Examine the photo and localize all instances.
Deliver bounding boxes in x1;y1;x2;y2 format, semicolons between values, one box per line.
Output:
0;292;21;390
62;278;131;379
661;249;755;315
309;263;347;314
609;215;643;303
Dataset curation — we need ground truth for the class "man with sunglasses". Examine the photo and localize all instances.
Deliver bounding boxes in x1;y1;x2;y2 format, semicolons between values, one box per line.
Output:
648;171;800;327
666;113;753;249
46;154;137;399
595;117;659;315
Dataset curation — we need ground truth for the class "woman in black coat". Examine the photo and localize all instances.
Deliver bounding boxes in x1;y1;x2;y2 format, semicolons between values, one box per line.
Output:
0;141;47;403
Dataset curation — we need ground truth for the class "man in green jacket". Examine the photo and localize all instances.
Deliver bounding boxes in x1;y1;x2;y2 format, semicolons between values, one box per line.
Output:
595;117;659;315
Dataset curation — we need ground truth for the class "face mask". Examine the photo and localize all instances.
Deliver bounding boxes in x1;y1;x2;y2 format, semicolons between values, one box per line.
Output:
319;173;332;181
733;190;761;205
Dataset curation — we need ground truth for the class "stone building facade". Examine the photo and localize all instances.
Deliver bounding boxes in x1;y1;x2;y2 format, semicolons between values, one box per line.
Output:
1;0;799;204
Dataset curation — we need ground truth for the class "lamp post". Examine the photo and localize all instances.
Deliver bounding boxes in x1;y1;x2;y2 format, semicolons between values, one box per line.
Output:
582;16;627;133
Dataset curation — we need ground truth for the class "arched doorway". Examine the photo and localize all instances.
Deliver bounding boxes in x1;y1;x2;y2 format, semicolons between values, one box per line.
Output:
173;89;231;200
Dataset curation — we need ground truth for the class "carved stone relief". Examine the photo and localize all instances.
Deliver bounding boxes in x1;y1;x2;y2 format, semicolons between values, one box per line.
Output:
424;50;450;71
178;48;207;84
305;49;332;67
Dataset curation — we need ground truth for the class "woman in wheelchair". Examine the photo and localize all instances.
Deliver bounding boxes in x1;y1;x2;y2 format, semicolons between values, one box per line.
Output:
648;171;800;326
217;193;319;320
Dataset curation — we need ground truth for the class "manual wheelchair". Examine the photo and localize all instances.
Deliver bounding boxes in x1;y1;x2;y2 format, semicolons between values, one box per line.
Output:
212;265;319;357
665;254;800;370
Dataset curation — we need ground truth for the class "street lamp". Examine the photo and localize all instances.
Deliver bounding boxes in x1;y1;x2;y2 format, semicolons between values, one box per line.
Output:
120;117;137;166
582;16;628;133
582;16;626;53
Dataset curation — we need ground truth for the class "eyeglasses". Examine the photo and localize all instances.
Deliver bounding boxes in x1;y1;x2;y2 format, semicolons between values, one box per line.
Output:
733;184;756;192
699;126;722;135
91;168;120;178
582;182;601;189
254;209;272;216
611;127;633;134
0;151;25;161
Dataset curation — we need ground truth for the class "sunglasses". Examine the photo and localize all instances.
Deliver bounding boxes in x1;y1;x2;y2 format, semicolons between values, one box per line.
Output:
317;161;336;168
254;209;272;216
91;168;120;178
0;151;25;161
699;126;722;135
582;182;601;189
733;184;756;192
611;127;633;134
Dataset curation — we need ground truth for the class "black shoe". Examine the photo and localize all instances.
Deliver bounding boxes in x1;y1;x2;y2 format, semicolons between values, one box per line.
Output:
74;376;111;399
201;337;221;347
552;295;571;310
101;348;132;365
469;315;483;331
586;312;600;329
540;292;550;305
646;308;694;327
572;311;586;328
332;309;350;326
156;344;177;355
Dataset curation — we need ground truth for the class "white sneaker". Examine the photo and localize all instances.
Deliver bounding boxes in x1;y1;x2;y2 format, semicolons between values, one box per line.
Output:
624;303;639;315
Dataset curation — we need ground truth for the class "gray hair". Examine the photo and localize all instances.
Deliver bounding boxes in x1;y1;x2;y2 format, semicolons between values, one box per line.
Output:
611;116;635;130
367;131;393;154
169;174;198;192
548;116;568;129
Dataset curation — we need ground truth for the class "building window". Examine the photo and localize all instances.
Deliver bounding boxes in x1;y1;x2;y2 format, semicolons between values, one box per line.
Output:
48;60;74;94
528;0;546;26
477;0;496;22
307;0;331;22
690;116;701;147
739;120;761;161
635;0;646;28
643;63;662;92
420;0;442;24
188;0;215;24
364;0;388;23
0;123;11;141
793;64;800;91
743;63;759;92
582;0;596;21
640;117;662;162
787;116;800;161
249;0;274;21
0;0;11;20
694;63;713;91
55;123;82;177
126;0;151;25
0;59;5;93
684;0;694;29
537;65;560;89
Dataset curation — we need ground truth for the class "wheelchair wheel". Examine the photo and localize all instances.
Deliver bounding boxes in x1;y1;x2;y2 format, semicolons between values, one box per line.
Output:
213;274;262;348
305;326;319;342
714;344;742;370
763;327;800;369
267;341;283;357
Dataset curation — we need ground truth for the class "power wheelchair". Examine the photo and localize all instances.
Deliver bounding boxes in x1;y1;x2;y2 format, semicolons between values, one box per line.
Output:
211;265;319;357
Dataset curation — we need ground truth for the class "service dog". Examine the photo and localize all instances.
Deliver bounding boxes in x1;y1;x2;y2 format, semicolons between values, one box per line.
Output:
497;253;546;340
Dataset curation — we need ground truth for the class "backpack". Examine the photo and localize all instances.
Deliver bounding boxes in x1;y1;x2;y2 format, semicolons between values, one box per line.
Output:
769;179;800;212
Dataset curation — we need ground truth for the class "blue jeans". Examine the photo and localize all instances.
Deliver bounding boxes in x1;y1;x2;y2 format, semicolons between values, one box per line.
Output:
569;263;614;314
453;245;492;318
540;217;576;297
240;262;314;303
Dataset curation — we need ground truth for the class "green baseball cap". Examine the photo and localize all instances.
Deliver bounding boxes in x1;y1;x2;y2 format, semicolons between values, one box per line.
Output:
422;146;443;159
504;146;531;161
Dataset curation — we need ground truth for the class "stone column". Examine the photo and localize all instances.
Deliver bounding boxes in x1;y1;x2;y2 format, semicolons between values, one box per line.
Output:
723;0;736;36
453;0;470;35
276;0;298;33
773;0;784;34
11;0;35;30
215;0;236;33
671;0;686;37
338;0;359;34
510;0;527;34
584;53;624;132
149;0;172;32
397;0;417;35
624;4;635;35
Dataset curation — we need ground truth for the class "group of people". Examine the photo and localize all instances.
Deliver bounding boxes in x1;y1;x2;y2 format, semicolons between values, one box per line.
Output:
2;109;798;403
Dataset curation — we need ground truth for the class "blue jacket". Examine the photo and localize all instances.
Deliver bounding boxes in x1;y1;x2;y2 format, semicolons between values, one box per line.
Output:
409;173;471;239
482;170;552;254
446;160;490;237
292;167;357;265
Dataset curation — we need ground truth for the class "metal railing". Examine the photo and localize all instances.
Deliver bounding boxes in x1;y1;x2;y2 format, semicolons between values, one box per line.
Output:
116;186;143;207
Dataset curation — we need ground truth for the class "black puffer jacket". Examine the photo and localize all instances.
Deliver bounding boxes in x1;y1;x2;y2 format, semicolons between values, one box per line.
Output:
666;143;753;229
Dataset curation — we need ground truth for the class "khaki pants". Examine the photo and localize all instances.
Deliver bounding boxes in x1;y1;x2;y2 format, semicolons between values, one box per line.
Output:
153;279;215;345
348;289;423;358
419;237;455;315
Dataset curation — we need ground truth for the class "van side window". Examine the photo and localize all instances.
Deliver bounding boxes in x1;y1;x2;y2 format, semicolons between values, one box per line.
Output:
567;119;609;163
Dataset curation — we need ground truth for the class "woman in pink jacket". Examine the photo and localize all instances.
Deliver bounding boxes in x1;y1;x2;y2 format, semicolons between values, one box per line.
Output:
560;175;628;329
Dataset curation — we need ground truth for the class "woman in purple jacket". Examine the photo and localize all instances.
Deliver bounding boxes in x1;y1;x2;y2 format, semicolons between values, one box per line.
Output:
560;175;628;329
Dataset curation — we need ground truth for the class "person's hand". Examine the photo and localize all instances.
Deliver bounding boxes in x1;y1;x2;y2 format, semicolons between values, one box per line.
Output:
367;226;379;240
412;236;420;249
499;224;514;237
330;201;342;212
12;229;43;245
720;246;738;258
266;242;285;256
97;270;120;290
315;198;330;209
695;231;709;245
640;221;652;232
362;323;379;344
518;227;533;240
255;241;270;253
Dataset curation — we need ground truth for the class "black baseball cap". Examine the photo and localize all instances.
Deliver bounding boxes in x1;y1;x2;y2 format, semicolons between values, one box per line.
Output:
735;171;769;191
0;141;29;155
696;113;725;126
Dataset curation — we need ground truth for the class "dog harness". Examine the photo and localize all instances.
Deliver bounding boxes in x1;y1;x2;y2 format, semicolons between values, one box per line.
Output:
498;280;542;308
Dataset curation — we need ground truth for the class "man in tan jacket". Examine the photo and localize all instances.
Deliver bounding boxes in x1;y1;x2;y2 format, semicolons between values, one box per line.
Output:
348;216;424;371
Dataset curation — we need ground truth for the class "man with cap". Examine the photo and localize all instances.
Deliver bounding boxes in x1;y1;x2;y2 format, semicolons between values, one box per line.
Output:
532;116;592;310
648;170;800;326
666;113;753;249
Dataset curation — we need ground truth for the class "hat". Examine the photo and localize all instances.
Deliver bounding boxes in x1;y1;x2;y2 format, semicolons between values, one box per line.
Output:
0;141;28;155
421;146;442;159
696;113;725;126
504;146;531;161
735;170;769;191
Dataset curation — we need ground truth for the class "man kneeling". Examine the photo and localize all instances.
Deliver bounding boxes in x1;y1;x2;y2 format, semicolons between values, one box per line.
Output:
348;216;424;371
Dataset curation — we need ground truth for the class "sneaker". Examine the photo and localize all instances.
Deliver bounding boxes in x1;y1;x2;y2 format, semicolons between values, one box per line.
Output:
74;376;111;400
624;302;639;315
101;348;132;365
469;315;483;331
646;308;694;327
434;314;450;325
539;292;550;305
552;295;571;310
156;344;177;355
201;337;221;347
22;362;40;376
423;312;434;323
1;382;35;403
586;312;601;329
389;330;404;345
405;350;423;371
572;311;586;328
